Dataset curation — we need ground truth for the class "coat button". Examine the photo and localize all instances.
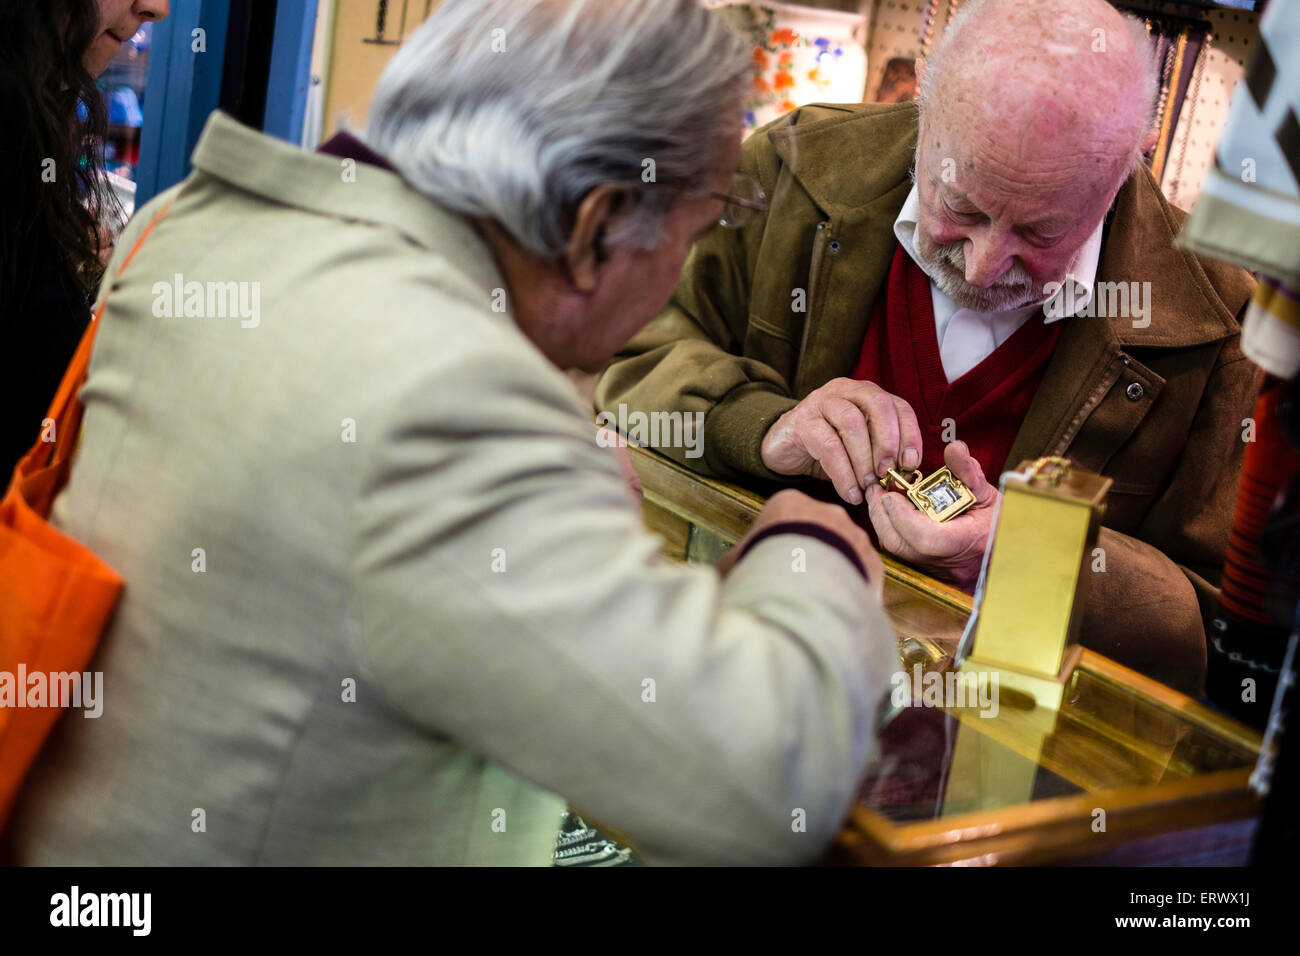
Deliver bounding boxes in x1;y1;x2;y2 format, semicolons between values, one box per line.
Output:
828;240;841;253
1125;382;1144;401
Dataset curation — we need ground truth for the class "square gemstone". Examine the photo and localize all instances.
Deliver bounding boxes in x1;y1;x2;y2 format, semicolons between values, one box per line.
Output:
924;480;960;512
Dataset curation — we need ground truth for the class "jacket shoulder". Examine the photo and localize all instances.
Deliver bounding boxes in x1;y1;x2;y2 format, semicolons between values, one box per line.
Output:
1107;165;1255;347
751;102;916;138
1163;202;1255;323
740;103;918;211
744;102;916;161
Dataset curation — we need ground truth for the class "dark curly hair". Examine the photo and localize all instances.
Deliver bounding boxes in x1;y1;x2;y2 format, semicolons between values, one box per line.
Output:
0;0;117;299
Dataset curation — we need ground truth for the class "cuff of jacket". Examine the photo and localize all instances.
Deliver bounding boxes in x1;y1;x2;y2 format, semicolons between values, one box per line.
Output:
733;521;870;583
702;385;799;481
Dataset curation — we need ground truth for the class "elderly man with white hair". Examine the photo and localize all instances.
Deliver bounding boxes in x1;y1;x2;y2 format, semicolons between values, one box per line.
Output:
597;0;1259;694
8;0;899;865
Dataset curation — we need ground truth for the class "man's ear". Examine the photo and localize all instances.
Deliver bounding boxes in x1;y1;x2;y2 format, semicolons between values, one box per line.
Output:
914;57;927;105
565;185;628;293
1140;125;1159;155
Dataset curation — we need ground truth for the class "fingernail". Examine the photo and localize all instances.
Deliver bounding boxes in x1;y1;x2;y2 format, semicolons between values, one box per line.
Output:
902;448;919;468
878;458;894;477
848;488;862;504
884;495;894;512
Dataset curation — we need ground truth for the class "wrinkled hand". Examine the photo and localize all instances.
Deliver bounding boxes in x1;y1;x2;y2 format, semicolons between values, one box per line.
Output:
717;488;883;600
862;440;1000;589
760;378;923;505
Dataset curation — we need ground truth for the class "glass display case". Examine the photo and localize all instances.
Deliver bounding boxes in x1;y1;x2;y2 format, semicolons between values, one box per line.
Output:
627;443;1263;865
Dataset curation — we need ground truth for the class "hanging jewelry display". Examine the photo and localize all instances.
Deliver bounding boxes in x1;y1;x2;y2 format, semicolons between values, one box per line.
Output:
1165;30;1213;209
919;0;962;58
1147;22;1180;176
919;0;940;56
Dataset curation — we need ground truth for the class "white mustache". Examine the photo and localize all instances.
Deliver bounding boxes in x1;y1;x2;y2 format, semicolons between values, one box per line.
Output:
935;243;1033;290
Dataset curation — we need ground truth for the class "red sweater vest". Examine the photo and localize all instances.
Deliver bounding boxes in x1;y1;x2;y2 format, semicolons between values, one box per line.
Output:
851;245;1062;478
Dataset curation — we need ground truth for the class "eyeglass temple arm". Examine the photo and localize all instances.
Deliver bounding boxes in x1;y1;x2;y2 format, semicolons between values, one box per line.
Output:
711;192;767;212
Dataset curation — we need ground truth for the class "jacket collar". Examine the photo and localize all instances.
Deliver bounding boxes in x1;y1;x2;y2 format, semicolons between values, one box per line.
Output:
188;112;504;295
1099;164;1247;348
769;102;920;218
767;103;1247;350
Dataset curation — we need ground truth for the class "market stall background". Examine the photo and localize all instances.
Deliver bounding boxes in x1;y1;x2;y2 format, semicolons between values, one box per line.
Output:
112;1;1260;214
306;0;1261;212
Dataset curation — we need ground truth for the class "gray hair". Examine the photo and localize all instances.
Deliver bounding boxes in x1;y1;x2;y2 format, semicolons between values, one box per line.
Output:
918;0;1159;171
365;0;750;258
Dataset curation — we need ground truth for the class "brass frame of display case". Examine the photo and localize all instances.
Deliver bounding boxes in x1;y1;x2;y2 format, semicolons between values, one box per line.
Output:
624;443;1263;866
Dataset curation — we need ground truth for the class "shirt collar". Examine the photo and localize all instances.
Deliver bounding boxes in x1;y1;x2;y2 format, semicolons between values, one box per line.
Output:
316;130;396;172
892;183;1104;323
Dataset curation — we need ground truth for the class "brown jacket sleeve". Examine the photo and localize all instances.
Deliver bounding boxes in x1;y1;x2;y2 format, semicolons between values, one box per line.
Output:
594;131;798;482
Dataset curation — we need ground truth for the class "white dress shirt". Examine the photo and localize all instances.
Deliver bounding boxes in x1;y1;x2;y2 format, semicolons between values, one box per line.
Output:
892;185;1104;382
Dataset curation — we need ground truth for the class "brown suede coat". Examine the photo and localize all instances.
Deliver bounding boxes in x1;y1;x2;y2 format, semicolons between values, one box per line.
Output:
596;103;1260;694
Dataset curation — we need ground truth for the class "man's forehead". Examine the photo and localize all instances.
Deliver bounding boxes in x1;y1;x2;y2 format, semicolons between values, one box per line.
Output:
931;175;1081;228
919;127;1115;224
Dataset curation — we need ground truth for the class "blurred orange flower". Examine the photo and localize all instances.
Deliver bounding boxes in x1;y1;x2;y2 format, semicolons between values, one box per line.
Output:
773;71;795;92
780;99;797;113
778;50;793;68
771;28;798;46
752;48;768;69
752;76;772;94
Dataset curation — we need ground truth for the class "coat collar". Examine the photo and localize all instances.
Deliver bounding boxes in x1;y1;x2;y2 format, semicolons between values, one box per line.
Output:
188;112;504;297
766;102;1249;350
768;102;920;217
1099;164;1248;347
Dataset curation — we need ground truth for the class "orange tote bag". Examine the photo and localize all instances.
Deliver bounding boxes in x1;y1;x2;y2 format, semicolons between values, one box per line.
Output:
0;204;169;830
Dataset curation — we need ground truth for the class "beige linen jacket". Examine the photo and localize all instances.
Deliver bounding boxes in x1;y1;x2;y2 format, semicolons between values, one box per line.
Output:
10;113;896;866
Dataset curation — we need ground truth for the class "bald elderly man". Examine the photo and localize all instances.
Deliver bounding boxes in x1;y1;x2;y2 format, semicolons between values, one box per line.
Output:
596;0;1258;694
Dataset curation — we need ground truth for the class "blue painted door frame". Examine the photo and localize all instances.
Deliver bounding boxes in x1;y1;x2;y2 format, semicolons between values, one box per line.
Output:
264;0;320;146
135;0;319;207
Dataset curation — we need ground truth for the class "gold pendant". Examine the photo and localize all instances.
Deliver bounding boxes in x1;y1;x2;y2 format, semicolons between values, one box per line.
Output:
879;466;976;522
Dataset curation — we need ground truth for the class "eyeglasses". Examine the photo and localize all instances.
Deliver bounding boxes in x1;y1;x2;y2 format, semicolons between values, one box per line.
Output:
621;172;768;230
692;172;768;230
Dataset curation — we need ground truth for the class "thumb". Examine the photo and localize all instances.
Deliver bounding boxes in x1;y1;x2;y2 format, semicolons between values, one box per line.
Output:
944;440;996;504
